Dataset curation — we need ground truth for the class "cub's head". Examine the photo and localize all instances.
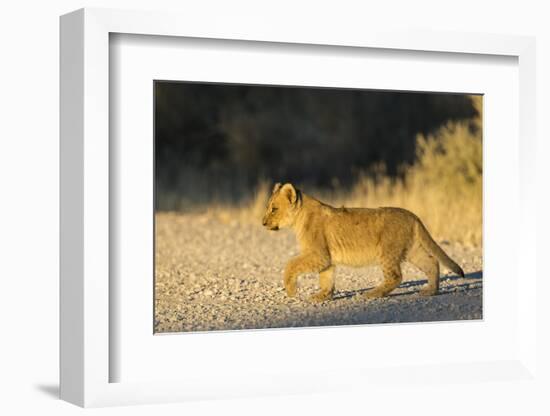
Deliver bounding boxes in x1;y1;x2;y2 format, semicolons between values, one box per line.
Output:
262;182;301;231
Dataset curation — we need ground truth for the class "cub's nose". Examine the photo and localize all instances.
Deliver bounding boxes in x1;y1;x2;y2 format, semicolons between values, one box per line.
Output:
262;219;267;226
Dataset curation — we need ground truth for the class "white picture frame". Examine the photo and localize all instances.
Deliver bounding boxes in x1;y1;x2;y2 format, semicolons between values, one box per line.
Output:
60;7;538;408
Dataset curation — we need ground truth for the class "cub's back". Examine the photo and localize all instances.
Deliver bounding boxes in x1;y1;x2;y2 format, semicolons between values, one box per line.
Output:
322;206;418;263
324;206;418;232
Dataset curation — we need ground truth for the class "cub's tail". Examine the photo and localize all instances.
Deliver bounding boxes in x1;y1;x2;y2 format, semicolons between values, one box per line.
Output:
415;220;465;277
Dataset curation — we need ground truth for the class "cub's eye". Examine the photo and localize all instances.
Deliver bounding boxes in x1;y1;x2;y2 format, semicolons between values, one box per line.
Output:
271;207;278;213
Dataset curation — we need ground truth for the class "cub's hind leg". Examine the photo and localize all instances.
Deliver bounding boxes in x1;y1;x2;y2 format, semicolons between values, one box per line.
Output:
363;262;403;300
310;265;335;303
407;245;440;296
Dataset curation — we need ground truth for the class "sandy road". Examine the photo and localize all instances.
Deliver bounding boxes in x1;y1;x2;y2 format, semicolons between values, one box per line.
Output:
155;213;482;333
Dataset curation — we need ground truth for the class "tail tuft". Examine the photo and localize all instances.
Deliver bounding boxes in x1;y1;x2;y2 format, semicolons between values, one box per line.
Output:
416;221;465;277
453;263;465;278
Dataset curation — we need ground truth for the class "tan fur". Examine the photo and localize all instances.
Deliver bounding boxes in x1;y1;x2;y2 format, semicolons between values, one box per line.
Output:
262;182;464;302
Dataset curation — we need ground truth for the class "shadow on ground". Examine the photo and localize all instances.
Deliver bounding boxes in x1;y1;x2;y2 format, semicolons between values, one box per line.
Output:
333;270;483;300
262;270;484;329
34;384;59;399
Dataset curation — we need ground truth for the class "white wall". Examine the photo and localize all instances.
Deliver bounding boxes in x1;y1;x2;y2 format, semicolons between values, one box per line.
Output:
1;1;548;415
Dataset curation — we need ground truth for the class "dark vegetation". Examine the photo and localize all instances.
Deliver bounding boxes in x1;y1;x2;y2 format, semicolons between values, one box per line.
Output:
155;81;478;208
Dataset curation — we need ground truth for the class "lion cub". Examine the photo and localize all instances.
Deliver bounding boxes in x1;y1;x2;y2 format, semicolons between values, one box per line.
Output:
262;183;464;302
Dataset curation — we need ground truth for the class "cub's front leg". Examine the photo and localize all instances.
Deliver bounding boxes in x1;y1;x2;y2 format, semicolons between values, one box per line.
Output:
310;265;336;302
284;253;330;298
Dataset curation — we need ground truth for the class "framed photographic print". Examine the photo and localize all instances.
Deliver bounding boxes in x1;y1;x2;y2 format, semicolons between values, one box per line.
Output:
152;81;483;334
60;7;538;408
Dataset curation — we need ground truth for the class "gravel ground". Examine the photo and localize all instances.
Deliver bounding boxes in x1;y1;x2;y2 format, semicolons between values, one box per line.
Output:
155;212;483;333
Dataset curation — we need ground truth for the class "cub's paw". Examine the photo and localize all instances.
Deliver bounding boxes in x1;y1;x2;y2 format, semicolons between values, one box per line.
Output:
285;284;297;298
362;290;382;300
309;292;332;303
419;288;438;296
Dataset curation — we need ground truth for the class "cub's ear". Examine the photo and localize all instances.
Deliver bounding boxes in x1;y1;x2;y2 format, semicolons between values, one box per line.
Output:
272;182;282;194
281;183;298;205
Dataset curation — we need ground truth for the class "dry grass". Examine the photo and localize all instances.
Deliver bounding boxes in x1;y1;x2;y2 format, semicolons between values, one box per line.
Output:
206;97;482;247
335;96;482;246
199;180;271;225
162;96;482;247
341;126;481;246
